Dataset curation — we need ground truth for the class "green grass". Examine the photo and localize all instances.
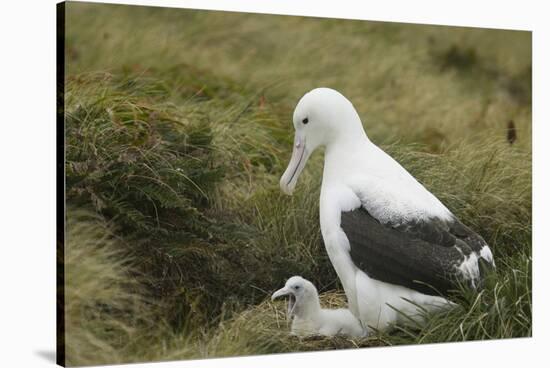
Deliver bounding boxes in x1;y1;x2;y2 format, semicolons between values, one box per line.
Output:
62;2;531;366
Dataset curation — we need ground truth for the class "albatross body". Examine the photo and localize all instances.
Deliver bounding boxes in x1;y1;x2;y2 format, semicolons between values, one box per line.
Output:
280;88;495;332
272;276;365;337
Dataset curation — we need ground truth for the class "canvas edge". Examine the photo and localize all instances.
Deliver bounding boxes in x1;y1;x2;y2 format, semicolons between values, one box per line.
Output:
56;1;66;367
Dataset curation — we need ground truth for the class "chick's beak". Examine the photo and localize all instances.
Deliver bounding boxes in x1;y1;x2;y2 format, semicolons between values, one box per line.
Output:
271;287;291;301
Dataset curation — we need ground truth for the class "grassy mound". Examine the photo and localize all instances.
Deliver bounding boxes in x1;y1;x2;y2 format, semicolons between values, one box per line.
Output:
63;3;531;366
65;210;158;365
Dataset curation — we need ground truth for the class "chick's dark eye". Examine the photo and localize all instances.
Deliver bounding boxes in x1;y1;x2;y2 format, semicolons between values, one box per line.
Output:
302;118;309;124
294;285;300;290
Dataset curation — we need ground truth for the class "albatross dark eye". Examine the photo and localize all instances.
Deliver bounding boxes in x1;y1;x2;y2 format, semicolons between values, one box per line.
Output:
293;285;300;290
302;118;309;124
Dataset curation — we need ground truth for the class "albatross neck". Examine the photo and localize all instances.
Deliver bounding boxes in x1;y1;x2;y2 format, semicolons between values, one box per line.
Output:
323;126;371;168
294;297;322;320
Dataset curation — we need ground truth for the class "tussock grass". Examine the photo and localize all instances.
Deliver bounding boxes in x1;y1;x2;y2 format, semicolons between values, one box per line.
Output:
65;2;531;149
63;2;531;366
65;209;155;365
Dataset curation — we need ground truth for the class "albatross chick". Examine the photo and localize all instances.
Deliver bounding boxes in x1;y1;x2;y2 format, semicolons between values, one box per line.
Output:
271;276;366;337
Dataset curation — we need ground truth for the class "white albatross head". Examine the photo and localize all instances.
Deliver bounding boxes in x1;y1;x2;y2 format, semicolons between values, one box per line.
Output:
280;88;367;195
271;276;320;317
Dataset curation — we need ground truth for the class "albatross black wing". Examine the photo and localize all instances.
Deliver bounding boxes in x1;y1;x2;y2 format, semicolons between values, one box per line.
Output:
340;207;493;297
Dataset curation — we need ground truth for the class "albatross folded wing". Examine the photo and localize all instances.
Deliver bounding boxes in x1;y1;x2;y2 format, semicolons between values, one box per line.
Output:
340;207;493;297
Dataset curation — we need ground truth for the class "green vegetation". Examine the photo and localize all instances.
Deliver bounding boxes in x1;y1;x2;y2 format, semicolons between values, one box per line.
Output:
63;2;531;366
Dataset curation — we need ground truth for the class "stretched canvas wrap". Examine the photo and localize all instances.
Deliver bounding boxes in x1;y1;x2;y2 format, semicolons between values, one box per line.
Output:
57;1;532;366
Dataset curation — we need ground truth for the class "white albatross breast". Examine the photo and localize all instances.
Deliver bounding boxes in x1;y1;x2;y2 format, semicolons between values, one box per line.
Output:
279;88;495;332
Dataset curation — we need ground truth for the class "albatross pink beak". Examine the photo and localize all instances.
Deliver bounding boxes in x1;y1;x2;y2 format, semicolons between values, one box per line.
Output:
280;134;309;195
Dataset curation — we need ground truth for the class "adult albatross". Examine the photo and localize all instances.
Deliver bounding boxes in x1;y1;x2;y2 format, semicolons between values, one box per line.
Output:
280;88;495;331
